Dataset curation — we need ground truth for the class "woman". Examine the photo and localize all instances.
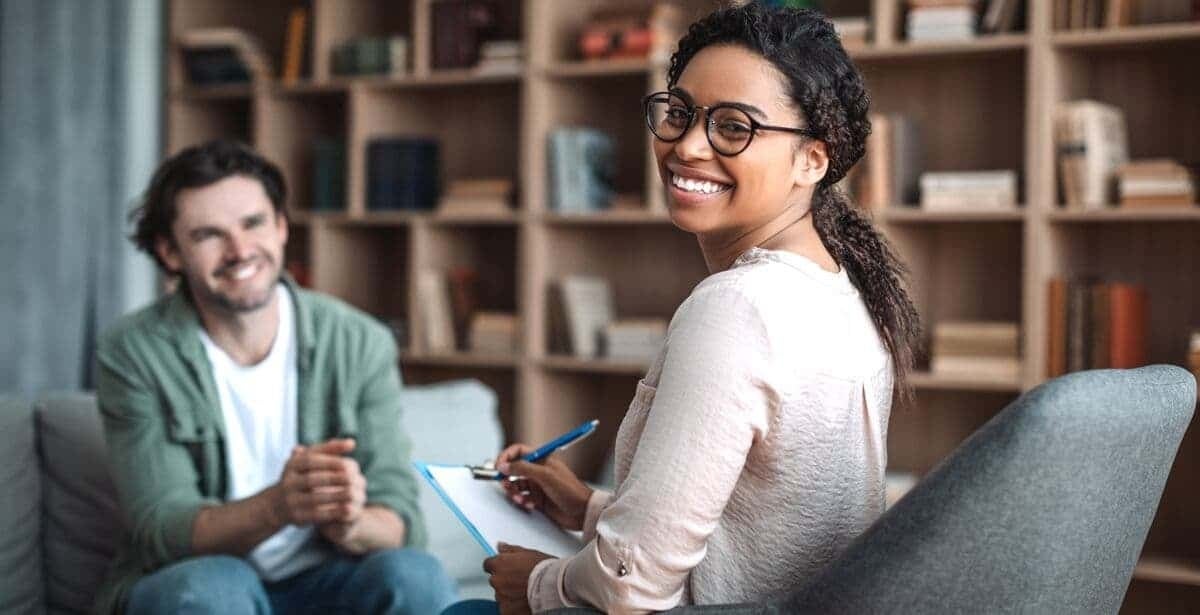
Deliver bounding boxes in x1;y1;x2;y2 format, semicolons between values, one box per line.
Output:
447;4;919;614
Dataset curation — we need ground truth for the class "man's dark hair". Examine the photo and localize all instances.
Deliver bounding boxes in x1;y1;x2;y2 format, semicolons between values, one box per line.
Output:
129;139;288;274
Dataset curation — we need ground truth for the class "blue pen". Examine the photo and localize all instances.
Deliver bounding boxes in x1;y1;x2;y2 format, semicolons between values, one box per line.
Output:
469;419;599;480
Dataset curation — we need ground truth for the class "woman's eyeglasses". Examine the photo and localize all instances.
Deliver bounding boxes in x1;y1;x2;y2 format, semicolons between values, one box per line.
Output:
643;91;818;157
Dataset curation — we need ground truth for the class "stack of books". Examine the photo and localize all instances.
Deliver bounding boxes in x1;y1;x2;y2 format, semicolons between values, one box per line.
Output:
332;36;408;77
1116;159;1196;208
367;138;439;212
476;40;522;74
830;16;869;48
1189;329;1200;383
177;28;272;86
470;312;519;354
1046;278;1149;378
918;170;1018;211
547;128;616;214
603;319;667;362
1055;100;1129;210
930;321;1021;382
437;178;513;216
854;113;922;213
906;0;980;42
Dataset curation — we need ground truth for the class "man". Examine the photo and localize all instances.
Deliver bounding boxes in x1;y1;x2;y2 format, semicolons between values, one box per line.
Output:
94;140;455;614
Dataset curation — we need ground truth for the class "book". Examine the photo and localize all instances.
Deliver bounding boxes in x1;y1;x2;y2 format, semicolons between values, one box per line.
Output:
448;267;480;351
367;138;440;211
1116;159;1196;206
311;138;346;212
282;7;309;84
469;312;519;354
1055;100;1128;209
547;128;615;213
1047;277;1068;378
930;355;1021;380
933;321;1021;357
417;270;456;352
603;318;667;361
1067;279;1092;373
1108;283;1148;368
919;170;1018;210
859;113;922;211
1090;283;1112;369
558;275;614;358
438;178;513;215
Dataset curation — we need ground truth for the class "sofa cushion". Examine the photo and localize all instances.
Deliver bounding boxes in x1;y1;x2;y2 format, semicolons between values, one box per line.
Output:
400;379;503;600
0;397;43;614
37;393;121;614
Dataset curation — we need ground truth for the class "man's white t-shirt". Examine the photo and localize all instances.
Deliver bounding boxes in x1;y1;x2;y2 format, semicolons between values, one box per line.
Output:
198;284;329;581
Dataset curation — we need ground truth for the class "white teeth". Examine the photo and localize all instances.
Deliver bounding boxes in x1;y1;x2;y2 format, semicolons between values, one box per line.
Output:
672;173;729;194
233;263;257;280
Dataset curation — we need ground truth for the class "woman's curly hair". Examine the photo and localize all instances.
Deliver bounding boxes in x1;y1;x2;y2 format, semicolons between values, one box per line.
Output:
668;2;922;405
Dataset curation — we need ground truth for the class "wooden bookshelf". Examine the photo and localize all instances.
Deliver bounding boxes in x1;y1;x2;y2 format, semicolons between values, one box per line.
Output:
166;1;1200;611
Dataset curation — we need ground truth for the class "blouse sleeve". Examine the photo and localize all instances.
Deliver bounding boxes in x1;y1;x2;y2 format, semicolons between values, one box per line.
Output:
528;282;776;613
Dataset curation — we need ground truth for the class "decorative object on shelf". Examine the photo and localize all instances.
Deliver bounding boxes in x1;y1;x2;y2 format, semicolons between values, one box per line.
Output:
918;170;1019;211
603;319;666;362
437;178;513;215
555;275;614;358
1046;277;1148;377
930;321;1021;382
176;28;272;86
417;269;456;353
1055;100;1128;210
332;36;408;77
1116;159;1197;208
476;39;522;74
981;0;1024;33
906;0;980;42
547;128;615;214
830;16;869;48
281;6;310;84
469;312;519;354
577;3;683;61
312;137;346;212
367;138;439;211
432;0;521;70
856;113;922;212
448;267;480;351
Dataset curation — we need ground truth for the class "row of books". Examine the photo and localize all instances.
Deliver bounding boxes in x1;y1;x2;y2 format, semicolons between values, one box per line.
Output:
1054;0;1200;30
416;267;518;354
1046;277;1148;378
906;0;1024;42
551;275;667;362
930;321;1022;382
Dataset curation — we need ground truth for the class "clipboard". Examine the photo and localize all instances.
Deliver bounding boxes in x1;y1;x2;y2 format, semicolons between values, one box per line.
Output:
413;461;584;557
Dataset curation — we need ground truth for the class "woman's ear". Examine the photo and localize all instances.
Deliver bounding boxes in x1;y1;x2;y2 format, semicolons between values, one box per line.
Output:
792;140;830;189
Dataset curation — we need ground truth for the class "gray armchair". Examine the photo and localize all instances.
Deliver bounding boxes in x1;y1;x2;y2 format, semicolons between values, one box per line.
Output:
550;365;1198;615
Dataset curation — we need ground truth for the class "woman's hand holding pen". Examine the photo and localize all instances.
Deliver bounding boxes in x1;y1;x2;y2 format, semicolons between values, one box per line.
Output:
496;443;593;531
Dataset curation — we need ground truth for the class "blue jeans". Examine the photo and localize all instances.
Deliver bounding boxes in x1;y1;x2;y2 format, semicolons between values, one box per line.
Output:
127;549;457;614
440;599;500;615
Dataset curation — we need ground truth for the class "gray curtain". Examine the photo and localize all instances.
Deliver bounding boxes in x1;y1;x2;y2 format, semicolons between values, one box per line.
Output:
0;0;160;397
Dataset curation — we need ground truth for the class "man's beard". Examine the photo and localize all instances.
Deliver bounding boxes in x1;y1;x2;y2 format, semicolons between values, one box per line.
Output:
196;257;281;314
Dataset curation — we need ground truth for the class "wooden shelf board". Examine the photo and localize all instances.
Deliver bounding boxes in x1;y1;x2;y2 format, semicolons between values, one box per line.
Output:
1048;207;1200;223
338;211;423;226
1053;22;1200;49
850;34;1028;61
1134;556;1200;587
540;355;650;375
427;211;522;226
353;68;524;89
540;58;660;78
909;371;1023;393
275;80;350;95
404;351;520;369
882;208;1026;224
540;210;673;225
170;83;255;100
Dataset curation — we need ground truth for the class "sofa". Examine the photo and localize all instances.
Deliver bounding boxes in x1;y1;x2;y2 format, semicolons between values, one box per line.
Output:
0;379;503;614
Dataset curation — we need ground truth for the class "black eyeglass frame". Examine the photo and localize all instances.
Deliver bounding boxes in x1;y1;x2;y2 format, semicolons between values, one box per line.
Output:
642;90;819;156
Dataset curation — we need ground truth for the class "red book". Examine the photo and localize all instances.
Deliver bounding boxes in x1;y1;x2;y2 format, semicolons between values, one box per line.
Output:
1108;283;1148;369
1047;277;1068;378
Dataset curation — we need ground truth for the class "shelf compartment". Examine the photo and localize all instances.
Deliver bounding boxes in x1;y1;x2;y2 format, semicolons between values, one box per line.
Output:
887;389;1017;477
310;0;413;81
166;98;253;155
309;223;409;326
522;370;639;481
404;351;519;369
350;81;520;216
258;89;348;216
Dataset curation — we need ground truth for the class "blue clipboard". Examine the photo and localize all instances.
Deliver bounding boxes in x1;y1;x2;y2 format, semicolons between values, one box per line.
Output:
414;461;497;556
